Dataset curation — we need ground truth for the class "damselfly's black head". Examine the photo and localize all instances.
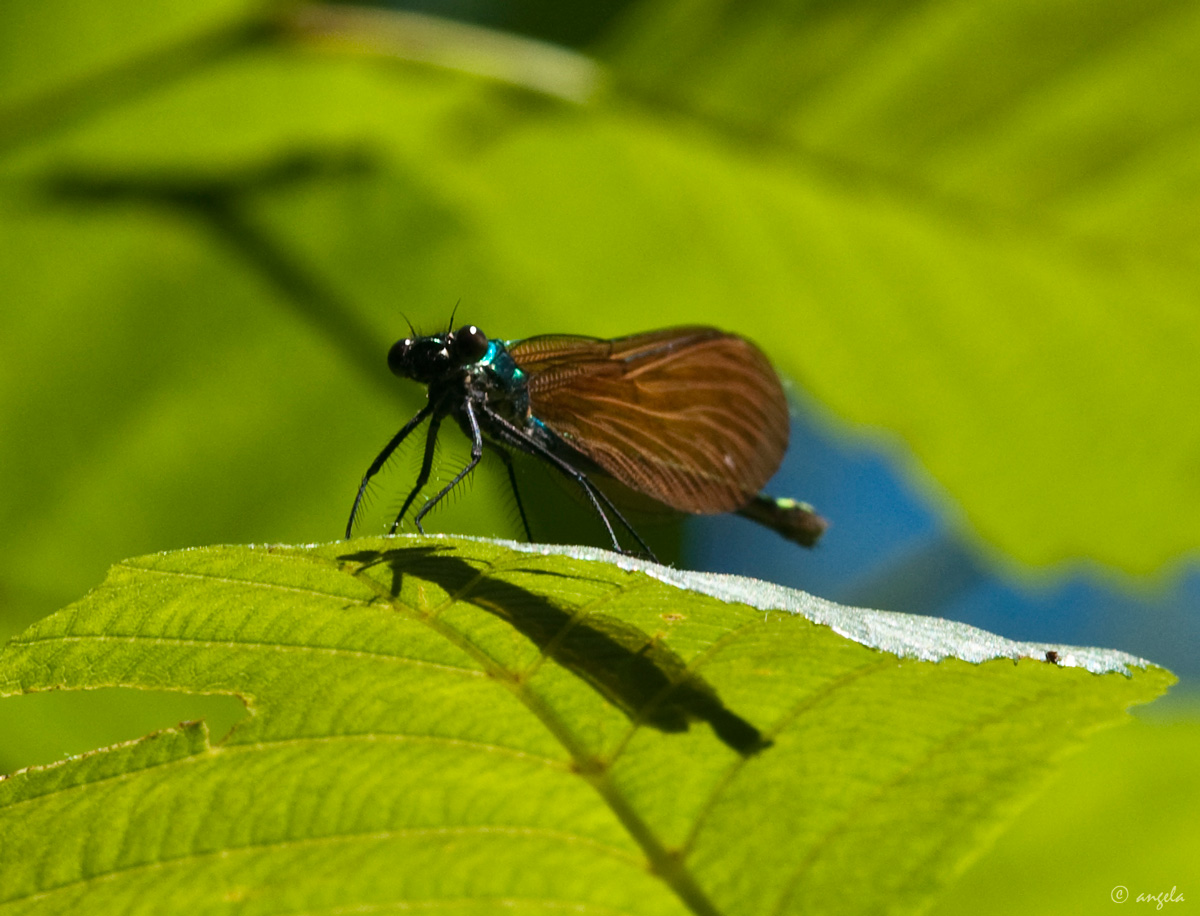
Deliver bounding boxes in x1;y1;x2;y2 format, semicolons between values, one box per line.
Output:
387;325;491;384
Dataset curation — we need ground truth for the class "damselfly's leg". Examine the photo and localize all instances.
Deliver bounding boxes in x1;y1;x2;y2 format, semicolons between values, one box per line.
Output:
391;411;444;534
480;407;657;561
486;442;533;542
346;403;433;538
413;400;484;534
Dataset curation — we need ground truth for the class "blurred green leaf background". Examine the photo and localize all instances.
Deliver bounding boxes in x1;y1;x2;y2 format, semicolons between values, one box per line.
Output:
1;0;1198;911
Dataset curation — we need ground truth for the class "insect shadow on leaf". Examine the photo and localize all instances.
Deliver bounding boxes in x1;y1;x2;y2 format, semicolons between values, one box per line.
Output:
341;547;771;756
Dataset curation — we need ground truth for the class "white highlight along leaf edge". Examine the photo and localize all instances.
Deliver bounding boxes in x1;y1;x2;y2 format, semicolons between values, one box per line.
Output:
280;534;1154;677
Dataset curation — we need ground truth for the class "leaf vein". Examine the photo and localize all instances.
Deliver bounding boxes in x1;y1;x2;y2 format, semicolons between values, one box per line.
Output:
7;633;485;674
768;681;1070;915
1;826;647;906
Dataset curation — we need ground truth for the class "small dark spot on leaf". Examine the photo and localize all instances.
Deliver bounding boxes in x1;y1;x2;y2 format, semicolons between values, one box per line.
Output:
570;755;609;776
1045;650;1060;664
650;847;687;874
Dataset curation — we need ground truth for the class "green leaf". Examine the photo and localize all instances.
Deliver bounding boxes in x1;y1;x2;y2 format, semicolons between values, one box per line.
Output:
927;703;1200;915
599;0;1200;573
0;537;1172;916
4;0;1199;582
0;0;259;112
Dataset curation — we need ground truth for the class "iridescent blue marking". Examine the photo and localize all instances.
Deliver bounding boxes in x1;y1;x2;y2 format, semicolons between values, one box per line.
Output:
475;338;531;425
480;339;526;386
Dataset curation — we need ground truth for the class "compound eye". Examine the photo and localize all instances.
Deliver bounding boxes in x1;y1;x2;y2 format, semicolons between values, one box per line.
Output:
451;325;489;364
387;338;413;377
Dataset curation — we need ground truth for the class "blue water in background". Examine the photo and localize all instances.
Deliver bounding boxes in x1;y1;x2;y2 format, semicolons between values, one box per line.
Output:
685;403;1200;684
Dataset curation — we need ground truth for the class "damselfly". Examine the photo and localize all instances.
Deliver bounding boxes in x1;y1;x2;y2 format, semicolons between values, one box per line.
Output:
347;323;826;559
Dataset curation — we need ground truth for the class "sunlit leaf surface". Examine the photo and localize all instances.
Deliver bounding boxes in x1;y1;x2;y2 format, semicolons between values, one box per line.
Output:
0;537;1171;915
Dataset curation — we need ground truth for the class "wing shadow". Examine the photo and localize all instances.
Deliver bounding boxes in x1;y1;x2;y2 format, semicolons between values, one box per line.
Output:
340;547;771;756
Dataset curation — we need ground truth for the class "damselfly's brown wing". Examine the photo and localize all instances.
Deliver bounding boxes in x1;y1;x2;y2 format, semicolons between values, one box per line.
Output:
508;326;789;514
